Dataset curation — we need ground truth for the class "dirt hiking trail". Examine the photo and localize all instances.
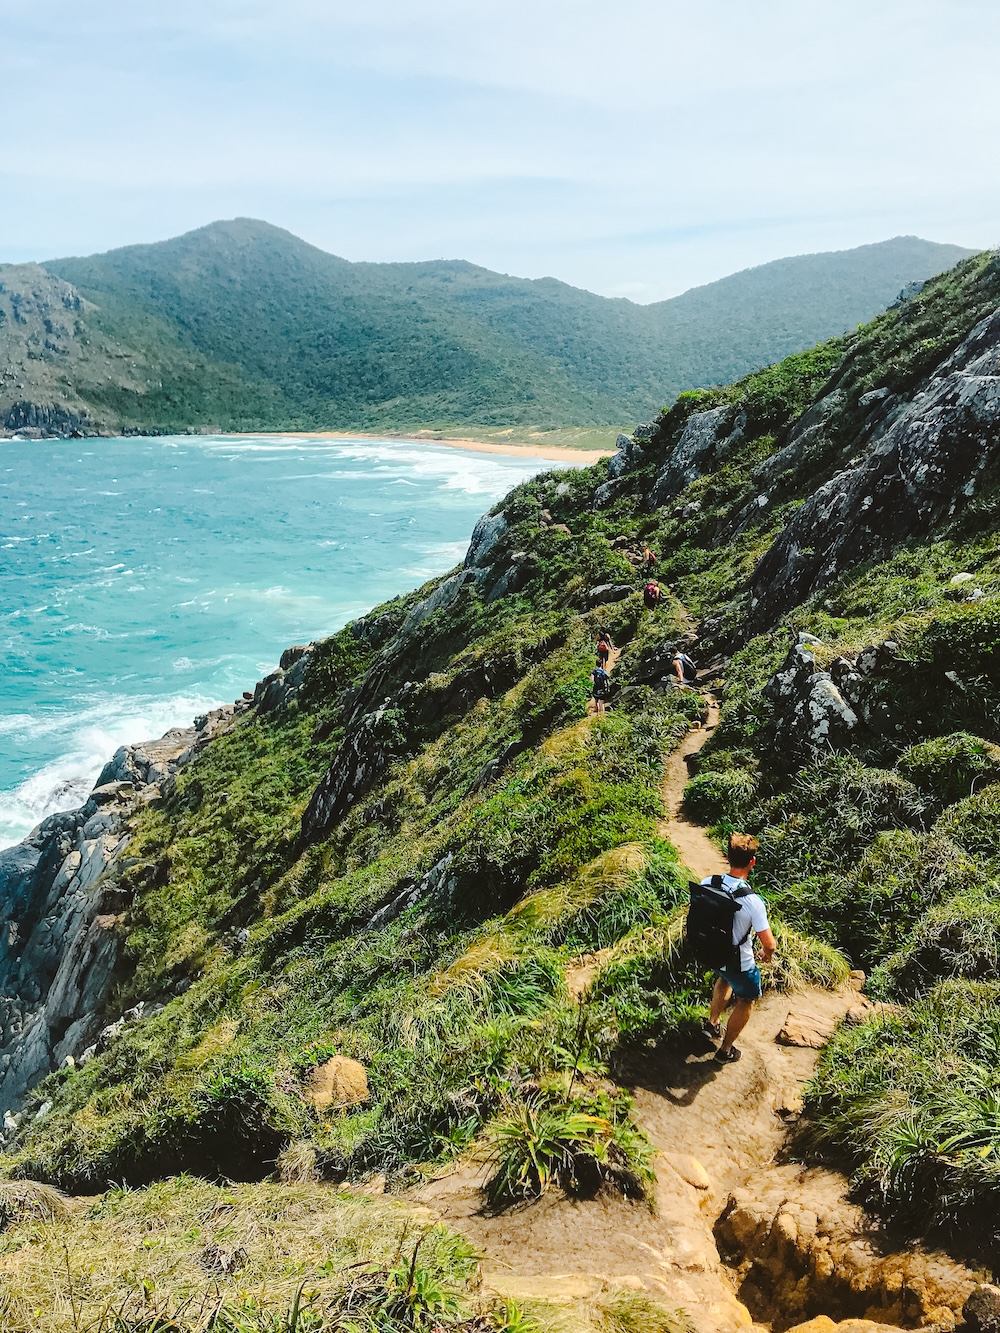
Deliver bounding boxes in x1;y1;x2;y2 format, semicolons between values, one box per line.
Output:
415;684;980;1333
657;690;727;879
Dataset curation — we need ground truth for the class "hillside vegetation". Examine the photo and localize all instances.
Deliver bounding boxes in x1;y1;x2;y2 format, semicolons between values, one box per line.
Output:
4;247;1000;1329
1;220;971;436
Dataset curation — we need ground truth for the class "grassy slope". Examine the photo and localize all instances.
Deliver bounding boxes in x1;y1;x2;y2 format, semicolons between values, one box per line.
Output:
7;247;1000;1312
44;220;972;433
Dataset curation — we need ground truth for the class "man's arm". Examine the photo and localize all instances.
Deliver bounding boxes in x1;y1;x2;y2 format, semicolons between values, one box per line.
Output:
757;927;776;963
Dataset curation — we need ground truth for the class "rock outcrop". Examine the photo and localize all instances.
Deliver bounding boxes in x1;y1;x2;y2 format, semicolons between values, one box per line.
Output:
748;306;1000;627
0;726;204;1116
716;1165;976;1329
0;643;317;1119
648;407;746;507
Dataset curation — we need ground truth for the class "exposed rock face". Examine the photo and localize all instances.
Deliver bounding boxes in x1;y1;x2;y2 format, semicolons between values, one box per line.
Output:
2;400;90;437
748;307;1000;627
0;726;204;1116
301;704;403;840
764;639;861;759
648;407;746;508
716;1165;976;1330
0;642;317;1120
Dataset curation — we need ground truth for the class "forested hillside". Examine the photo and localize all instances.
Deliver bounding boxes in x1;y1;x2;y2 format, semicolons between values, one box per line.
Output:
0;220;970;437
3;249;1000;1332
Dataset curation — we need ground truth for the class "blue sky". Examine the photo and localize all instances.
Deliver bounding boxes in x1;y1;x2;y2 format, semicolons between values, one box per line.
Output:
1;0;997;300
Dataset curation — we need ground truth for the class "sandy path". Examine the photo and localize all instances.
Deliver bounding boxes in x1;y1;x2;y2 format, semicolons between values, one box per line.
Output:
657;693;728;880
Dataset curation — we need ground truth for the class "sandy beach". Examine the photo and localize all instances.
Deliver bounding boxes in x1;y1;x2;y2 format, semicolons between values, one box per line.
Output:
248;430;616;466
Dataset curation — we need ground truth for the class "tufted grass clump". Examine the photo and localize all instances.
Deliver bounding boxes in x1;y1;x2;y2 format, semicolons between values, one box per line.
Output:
484;1089;654;1208
896;731;1000;811
775;830;978;967
932;781;1000;868
870;886;1000;1000
803;980;1000;1248
0;1175;514;1333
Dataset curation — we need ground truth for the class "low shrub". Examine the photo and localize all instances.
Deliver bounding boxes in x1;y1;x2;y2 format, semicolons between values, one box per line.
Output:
896;731;1000;811
682;767;758;826
804;980;1000;1247
871;886;1000;999
484;1090;653;1207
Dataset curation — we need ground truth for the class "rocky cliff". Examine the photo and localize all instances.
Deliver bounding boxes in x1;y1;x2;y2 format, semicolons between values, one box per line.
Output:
3;249;1000;1329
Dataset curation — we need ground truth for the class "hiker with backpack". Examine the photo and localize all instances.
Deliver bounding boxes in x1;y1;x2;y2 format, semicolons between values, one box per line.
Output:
686;832;775;1065
642;544;658;574
671;650;697;687
596;634;611;669
590;664;611;716
643;579;661;611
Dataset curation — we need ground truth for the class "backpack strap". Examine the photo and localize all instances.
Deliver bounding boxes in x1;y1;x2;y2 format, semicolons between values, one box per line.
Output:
721;876;754;952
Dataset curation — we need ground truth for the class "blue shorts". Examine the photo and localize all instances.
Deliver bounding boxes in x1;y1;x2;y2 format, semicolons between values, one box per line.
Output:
717;965;762;1001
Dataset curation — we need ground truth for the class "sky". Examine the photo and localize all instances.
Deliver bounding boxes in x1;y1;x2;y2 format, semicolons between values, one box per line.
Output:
1;0;998;301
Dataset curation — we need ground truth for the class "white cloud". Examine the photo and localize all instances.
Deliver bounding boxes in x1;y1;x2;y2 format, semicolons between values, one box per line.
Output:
0;0;996;296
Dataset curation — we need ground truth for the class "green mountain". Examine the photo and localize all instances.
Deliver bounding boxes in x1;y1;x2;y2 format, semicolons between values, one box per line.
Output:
4;250;1000;1328
0;219;972;436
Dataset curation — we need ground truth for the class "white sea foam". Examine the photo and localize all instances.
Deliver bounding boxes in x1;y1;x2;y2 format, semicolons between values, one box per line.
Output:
0;691;224;851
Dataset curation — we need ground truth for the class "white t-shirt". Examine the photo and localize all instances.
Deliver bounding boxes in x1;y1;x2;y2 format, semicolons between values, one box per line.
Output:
700;872;769;971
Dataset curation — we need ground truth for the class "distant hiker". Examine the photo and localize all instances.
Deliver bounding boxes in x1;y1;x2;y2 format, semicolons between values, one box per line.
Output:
686;832;775;1064
591;665;611;716
643;579;661;611
672;650;697;686
596;635;611;669
642;544;658;573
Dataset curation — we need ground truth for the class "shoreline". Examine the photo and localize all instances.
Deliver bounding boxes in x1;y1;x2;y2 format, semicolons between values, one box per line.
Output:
244;430;616;465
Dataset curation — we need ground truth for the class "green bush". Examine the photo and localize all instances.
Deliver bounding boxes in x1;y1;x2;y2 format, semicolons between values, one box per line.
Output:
871;887;1000;999
682;767;758;826
484;1090;653;1207
804;980;1000;1245
896;732;1000;811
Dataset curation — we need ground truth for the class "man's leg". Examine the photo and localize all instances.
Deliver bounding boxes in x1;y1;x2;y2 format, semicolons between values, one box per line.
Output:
720;999;753;1053
709;977;732;1027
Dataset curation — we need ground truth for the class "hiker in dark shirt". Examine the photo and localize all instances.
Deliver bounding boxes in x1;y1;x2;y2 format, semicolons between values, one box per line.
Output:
672;650;697;686
596;634;611;669
591;665;610;716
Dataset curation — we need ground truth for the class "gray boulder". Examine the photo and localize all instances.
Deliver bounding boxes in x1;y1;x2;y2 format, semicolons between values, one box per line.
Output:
764;642;860;758
464;511;508;569
965;1284;1000;1333
587;583;634;608
606;434;645;480
748;306;1000;628
648;408;745;507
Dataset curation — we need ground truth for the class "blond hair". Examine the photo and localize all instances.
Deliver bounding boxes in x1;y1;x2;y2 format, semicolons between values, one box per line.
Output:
728;832;759;869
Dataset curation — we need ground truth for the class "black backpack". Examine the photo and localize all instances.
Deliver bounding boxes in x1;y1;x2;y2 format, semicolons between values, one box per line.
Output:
676;652;697;683
685;875;752;970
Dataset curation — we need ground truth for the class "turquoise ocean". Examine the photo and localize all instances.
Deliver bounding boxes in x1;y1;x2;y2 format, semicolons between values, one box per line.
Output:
0;434;572;849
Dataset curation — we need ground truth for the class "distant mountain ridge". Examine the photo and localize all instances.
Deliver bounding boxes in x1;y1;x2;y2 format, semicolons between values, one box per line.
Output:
0;220;975;435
